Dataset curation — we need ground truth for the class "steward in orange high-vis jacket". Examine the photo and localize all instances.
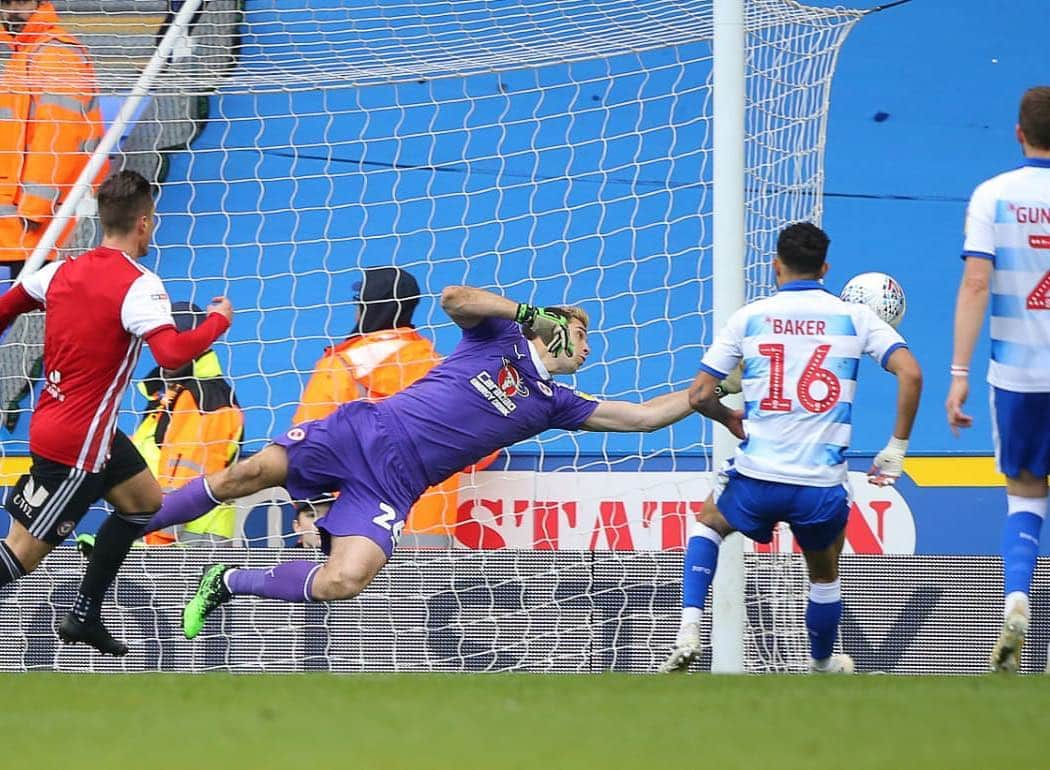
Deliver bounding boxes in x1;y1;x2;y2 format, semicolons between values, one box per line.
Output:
294;267;497;539
0;2;107;267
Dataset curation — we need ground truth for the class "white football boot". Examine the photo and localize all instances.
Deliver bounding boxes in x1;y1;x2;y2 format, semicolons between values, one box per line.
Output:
809;653;855;674
658;622;702;673
989;609;1029;673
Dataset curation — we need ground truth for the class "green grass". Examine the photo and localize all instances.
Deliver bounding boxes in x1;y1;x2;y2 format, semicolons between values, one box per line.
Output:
1;673;1047;769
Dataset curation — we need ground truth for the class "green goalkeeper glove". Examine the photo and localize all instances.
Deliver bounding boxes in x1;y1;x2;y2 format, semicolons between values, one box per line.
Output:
515;304;574;358
713;362;743;398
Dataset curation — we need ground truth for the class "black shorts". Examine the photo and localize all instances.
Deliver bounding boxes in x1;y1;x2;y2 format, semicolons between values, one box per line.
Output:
4;430;148;545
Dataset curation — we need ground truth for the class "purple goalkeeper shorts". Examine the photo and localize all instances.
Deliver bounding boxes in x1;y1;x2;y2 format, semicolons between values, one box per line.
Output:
273;402;423;557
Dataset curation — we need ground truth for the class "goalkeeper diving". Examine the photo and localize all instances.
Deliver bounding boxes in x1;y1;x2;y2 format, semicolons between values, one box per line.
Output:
147;286;707;638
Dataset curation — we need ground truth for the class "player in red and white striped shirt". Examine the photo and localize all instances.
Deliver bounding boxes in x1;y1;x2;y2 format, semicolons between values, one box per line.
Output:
0;170;233;655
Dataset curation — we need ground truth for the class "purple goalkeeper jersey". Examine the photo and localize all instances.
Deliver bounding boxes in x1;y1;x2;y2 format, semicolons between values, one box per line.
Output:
375;317;600;489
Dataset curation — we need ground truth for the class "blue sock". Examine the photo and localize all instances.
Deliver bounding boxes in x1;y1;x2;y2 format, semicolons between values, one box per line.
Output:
806;580;842;662
1001;504;1044;597
682;524;721;618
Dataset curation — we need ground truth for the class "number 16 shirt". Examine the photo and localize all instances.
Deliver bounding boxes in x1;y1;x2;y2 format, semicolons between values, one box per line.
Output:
700;279;906;487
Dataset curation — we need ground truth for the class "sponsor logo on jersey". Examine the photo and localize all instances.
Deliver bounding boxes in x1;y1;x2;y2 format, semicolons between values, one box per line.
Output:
536;380;553;397
45;369;64;402
470;371;517;416
555;381;597;402
496;361;529;398
56;520;75;537
286;427;306;442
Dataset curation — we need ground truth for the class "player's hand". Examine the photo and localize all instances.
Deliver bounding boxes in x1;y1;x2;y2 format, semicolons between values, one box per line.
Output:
723;407;746;440
945;377;972;438
207;296;234;324
516;304;574;358
868;436;908;486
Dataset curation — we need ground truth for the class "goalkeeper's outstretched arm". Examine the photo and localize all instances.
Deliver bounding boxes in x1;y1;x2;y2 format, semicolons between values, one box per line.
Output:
581;390;693;433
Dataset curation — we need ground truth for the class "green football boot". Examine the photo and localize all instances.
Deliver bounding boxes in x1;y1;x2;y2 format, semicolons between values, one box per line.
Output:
183;564;232;639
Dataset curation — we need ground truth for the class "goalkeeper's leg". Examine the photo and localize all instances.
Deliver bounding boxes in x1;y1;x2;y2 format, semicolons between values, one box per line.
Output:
184;534;388;638
144;444;289;535
660;495;732;673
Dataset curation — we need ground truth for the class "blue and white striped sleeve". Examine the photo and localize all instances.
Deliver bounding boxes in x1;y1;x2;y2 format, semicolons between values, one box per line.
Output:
699;306;746;379
961;179;996;261
856;306;907;369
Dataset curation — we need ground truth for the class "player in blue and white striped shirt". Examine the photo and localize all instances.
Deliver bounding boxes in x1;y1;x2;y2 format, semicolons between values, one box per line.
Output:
948;86;1050;673
661;223;923;673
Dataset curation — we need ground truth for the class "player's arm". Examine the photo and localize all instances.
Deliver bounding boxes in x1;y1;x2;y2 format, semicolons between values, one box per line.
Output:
868;346;923;486
683;308;747;439
441;284;572;355
0;284;43;335
687;369;746;440
0;260;60;334
946;257;992;435
145;297;233;369
440;285;518;329
581;389;693;432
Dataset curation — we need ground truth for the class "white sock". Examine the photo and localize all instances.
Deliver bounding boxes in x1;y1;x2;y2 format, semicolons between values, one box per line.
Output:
682;606;702;626
1004;590;1029;619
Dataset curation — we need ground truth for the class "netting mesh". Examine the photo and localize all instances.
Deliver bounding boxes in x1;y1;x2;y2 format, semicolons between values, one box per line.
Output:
0;0;862;672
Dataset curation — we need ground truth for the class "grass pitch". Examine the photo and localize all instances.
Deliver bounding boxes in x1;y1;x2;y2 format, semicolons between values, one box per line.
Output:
2;673;1046;769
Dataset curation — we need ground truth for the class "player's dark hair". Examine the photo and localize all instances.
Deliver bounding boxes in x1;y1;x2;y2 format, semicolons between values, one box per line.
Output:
776;222;830;276
1019;86;1050;151
97;170;156;236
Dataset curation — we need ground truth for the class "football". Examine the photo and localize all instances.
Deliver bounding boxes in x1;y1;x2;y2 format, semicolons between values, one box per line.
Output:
840;272;907;327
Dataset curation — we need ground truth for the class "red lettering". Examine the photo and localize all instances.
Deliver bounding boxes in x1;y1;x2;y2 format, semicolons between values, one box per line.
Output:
770;319;826;335
643;501;702;551
868;500;891;543
533;501;560;550
1030;234;1050;249
589;501;635;550
531;500;576;550
1017;207;1050;224
454;499;506;549
845;501;882;554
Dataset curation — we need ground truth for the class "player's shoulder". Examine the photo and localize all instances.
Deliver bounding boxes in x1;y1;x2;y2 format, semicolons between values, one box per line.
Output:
553;380;598;402
971;166;1031;201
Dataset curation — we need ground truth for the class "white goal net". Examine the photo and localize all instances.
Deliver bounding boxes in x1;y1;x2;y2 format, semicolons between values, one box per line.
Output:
0;0;862;672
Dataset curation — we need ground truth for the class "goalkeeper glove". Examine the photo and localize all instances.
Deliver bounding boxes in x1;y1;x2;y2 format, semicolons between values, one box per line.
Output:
516;304;574;358
713;363;743;398
868;436;908;487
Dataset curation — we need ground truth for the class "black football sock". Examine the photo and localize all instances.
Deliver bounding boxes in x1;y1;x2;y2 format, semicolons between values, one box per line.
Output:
0;541;26;589
72;512;151;622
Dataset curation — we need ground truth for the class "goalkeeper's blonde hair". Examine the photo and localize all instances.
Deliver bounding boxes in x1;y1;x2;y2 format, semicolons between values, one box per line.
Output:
545;305;590;329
